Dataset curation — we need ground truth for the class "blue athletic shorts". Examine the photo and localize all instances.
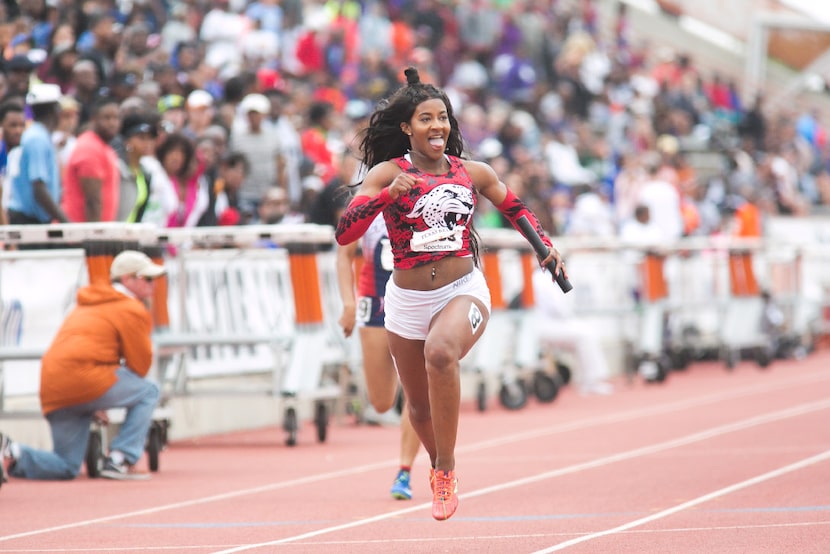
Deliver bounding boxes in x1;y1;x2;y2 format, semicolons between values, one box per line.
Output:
356;295;385;328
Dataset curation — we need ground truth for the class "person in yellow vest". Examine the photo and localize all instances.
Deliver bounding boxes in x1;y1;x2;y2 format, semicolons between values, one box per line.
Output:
1;251;163;482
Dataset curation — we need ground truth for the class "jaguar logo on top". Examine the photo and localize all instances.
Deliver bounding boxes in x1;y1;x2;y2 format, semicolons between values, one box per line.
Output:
407;184;474;252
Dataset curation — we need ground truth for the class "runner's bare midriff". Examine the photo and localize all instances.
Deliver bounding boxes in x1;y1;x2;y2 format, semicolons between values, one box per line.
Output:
392;256;475;291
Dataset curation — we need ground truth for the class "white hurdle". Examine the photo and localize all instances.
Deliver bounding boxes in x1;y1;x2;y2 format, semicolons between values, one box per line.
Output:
0;223;352;447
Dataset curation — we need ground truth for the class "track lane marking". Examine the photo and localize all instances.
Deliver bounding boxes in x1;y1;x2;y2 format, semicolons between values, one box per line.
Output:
210;398;830;553
3;522;830;552
457;369;830;451
1;371;829;545
533;448;830;552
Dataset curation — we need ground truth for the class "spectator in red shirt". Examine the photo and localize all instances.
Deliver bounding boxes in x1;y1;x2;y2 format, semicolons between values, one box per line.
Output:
295;18;326;76
300;101;337;184
62;96;122;222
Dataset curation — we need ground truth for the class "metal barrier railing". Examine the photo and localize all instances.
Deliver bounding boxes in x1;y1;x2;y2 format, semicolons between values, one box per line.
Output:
0;223;828;413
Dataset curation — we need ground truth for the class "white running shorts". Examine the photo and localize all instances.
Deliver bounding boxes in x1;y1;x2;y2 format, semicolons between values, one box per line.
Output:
384;267;491;340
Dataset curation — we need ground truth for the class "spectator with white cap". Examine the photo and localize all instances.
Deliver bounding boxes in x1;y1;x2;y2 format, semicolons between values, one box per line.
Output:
182;89;216;140
230;92;283;216
7;83;69;226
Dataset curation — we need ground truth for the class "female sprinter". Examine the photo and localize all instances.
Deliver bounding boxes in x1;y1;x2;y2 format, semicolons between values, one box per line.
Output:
335;68;564;521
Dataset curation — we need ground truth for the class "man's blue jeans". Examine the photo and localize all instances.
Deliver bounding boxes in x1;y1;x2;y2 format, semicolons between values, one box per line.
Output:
10;367;159;480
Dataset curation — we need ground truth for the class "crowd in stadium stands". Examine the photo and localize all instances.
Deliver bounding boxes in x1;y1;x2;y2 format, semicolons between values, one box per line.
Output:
0;0;827;239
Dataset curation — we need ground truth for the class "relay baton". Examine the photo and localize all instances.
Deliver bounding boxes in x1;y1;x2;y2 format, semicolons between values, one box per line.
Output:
516;215;573;294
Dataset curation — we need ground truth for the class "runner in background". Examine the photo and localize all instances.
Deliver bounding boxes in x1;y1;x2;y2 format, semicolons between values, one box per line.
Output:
336;214;421;500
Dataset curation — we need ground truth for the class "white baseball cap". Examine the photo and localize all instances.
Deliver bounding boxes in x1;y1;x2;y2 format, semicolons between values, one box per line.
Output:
239;93;270;115
187;89;214;109
110;250;166;279
26;83;62;106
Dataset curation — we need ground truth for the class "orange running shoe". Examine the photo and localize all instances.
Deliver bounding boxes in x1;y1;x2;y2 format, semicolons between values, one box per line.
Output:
431;469;458;521
429;467;435;493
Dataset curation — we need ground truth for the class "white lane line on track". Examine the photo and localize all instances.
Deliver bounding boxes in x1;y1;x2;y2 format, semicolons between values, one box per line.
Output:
456;369;830;451
210;397;830;553
1;371;828;545
5;522;830;552
532;448;830;553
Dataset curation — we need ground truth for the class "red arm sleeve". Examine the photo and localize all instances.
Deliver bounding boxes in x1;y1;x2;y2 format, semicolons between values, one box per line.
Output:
335;188;394;245
495;188;553;249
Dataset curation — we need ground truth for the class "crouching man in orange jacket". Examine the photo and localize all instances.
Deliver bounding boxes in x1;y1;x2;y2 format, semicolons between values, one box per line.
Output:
1;251;163;482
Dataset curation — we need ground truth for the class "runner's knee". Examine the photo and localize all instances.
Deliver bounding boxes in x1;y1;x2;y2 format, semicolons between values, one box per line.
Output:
423;338;461;376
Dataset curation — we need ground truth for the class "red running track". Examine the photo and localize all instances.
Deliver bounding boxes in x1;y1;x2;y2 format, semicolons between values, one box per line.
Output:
2;350;830;553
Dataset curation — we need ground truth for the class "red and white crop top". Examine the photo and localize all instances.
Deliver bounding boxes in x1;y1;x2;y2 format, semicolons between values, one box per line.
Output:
383;154;477;269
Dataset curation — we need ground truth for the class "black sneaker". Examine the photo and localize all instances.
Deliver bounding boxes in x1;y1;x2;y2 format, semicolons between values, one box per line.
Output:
99;457;150;481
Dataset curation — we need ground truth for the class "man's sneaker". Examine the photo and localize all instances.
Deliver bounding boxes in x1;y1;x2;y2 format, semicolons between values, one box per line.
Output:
100;457;150;481
431;469;458;521
390;469;412;500
0;433;11;484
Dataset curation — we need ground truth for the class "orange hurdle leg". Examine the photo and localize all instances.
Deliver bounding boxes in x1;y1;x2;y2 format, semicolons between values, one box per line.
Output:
728;252;759;297
642;253;668;302
520;252;536;309
289;250;324;325
83;239;139;286
145;246;170;330
481;251;505;310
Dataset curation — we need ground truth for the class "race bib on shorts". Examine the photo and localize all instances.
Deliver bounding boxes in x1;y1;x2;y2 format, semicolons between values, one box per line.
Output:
356;296;372;324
